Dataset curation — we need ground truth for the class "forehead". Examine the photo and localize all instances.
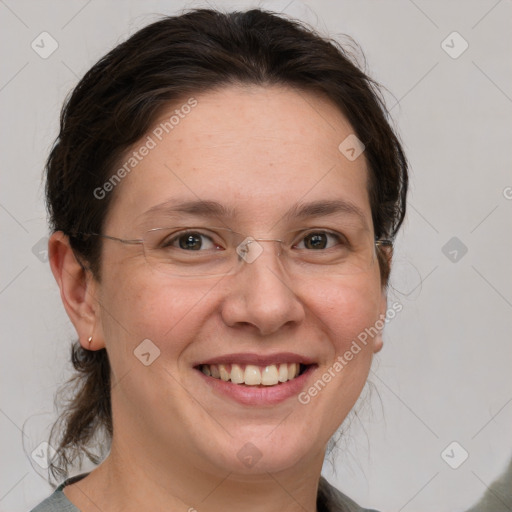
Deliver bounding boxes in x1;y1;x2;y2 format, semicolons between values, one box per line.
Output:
105;85;371;231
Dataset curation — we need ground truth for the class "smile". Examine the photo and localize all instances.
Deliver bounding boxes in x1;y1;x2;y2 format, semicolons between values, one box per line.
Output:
194;352;317;405
199;363;307;386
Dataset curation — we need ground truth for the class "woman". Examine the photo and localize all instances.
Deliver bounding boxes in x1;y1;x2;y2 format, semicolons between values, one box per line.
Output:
31;8;407;512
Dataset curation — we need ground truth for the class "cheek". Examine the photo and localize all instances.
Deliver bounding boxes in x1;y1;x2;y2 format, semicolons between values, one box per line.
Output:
294;275;383;438
306;273;383;346
98;266;211;367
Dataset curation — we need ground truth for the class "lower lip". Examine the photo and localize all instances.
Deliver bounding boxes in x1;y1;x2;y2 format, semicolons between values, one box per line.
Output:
195;365;317;406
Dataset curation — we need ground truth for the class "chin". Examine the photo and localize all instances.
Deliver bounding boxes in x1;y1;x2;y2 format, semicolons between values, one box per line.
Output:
208;430;319;476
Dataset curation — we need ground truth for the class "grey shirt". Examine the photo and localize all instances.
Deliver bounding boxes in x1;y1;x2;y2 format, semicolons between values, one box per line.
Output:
30;473;379;512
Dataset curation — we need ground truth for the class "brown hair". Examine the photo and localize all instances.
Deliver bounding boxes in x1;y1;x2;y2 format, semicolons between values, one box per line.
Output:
44;8;408;484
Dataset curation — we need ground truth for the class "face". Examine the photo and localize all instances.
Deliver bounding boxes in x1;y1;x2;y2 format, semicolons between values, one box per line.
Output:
90;85;386;476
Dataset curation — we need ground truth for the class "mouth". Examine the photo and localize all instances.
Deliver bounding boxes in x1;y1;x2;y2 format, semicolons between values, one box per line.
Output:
196;362;310;387
193;352;317;405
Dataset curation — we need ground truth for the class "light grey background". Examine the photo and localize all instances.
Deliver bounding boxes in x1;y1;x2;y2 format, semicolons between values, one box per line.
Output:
1;1;511;511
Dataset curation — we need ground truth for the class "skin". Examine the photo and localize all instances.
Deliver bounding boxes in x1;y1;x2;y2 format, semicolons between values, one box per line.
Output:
49;84;387;512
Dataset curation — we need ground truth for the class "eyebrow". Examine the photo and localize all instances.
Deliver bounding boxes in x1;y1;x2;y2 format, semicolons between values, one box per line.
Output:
142;199;237;219
141;198;369;228
282;199;368;227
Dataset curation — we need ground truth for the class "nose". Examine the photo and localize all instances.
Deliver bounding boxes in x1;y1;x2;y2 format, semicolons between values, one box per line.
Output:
220;241;305;336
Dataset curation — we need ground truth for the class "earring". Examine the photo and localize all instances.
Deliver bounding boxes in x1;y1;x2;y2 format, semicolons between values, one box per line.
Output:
87;336;93;348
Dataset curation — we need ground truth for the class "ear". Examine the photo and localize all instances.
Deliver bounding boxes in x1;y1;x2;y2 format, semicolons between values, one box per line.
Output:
48;231;105;351
373;245;393;354
372;290;387;354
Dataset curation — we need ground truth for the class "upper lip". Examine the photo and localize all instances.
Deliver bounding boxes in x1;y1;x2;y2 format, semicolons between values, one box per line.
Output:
195;352;316;367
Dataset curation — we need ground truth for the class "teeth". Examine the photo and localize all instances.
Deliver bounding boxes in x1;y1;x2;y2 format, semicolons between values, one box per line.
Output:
261;365;279;386
244;365;261;385
200;362;304;386
219;364;230;382
230;363;244;384
278;363;288;382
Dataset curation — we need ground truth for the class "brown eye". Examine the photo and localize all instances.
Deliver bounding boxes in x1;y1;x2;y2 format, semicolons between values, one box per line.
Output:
297;231;343;250
162;230;218;251
178;233;204;250
304;233;327;249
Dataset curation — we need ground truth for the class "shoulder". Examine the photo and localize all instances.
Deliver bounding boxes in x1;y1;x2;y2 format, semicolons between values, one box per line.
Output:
29;473;88;512
318;476;380;512
29;490;80;512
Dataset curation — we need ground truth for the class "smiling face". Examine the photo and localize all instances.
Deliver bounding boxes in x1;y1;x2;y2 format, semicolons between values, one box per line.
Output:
90;84;387;478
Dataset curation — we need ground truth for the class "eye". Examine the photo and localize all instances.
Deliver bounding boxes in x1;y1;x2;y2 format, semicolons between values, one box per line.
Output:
163;230;220;251
294;231;345;250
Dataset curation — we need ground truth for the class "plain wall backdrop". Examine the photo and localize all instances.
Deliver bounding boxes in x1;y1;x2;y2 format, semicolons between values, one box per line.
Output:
1;1;511;511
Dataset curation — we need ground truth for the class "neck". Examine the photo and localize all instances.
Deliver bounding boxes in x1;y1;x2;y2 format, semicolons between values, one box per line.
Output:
67;434;325;512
